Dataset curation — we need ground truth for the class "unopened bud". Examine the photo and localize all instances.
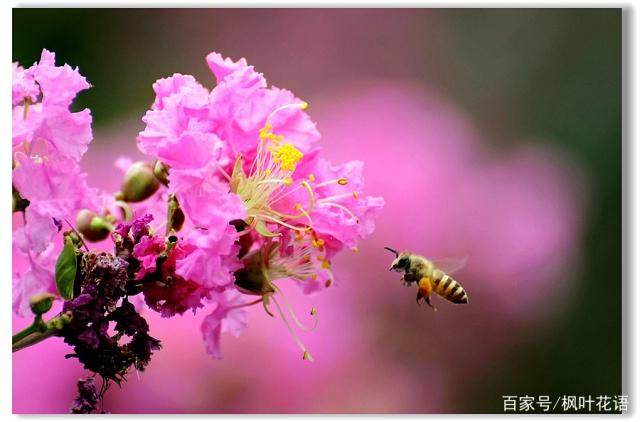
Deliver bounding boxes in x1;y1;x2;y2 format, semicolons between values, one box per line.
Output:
234;251;275;295
167;194;185;232
122;161;160;203
170;206;185;232
30;292;56;315
153;160;170;186
76;209;112;242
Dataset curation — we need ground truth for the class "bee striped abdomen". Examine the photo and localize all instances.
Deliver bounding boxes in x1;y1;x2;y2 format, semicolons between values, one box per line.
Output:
433;273;468;304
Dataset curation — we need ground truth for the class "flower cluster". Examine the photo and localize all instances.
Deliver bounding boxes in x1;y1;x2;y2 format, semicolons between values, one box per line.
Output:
12;50;98;317
135;52;383;359
12;49;382;412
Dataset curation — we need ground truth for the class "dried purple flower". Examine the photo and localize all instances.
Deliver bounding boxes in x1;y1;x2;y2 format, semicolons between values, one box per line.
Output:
70;376;99;414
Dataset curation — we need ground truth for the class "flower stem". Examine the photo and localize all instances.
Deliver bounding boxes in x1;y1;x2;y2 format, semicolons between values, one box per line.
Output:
12;312;73;353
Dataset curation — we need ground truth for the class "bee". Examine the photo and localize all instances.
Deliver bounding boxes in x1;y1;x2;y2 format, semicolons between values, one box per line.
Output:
384;247;468;311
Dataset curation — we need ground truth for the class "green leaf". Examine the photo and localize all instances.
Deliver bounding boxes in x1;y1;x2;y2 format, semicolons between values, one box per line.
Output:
55;238;77;300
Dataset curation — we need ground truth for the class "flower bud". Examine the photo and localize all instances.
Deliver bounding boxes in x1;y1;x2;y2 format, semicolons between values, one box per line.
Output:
234;251;275;296
153;160;170;186
121;161;160;203
76;209;112;242
167;194;185;232
30;292;56;315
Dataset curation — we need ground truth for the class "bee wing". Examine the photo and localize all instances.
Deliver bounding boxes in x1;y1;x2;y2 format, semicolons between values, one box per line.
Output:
430;256;468;275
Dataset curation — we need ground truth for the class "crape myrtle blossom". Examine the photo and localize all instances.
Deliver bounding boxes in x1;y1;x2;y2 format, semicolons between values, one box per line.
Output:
137;51;383;359
12;49;98;317
12;51;162;411
11;48;382;411
12;49;92;161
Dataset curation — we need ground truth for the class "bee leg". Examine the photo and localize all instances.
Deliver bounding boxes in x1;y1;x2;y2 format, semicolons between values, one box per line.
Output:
415;291;423;306
425;295;437;312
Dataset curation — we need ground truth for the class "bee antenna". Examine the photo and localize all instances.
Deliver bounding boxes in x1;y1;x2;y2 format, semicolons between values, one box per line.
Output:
383;246;399;257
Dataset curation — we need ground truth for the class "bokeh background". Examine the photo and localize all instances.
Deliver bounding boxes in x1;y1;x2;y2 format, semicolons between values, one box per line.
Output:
12;9;621;413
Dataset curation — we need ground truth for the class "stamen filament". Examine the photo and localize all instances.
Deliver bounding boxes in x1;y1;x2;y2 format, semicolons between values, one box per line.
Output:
249;214;306;232
319;192;357;203
319;202;359;222
266;102;308;125
271;295;313;362
314;178;348;188
273;285;318;332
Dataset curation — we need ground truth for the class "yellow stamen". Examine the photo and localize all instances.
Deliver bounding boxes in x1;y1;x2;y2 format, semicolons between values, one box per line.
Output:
337;178;348;186
272;143;303;172
308;173;315;182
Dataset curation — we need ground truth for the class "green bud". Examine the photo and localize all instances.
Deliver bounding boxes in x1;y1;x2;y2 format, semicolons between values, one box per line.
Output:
122;161;160;203
234;251;275;296
29;292;56;315
76;209;112;242
153;160;170;186
167;194;185;232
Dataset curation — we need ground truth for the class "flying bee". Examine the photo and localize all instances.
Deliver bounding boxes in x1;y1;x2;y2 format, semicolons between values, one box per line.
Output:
384;247;468;311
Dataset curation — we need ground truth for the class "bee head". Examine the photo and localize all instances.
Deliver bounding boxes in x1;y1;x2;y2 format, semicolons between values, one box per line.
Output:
385;247;411;272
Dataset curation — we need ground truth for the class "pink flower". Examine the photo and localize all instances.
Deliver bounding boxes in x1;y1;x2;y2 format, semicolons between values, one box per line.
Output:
201;289;249;359
12;49;92;161
12;153;97;219
136;51;383;359
31;49;91;109
12;242;57;318
207;52;320;166
124;221;211;318
138;74;217;167
169;170;246;229
12;50;97;316
173;226;242;289
12;63;39;107
13;208;58;257
300;156;384;257
132;235;166;280
126;215;242;316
